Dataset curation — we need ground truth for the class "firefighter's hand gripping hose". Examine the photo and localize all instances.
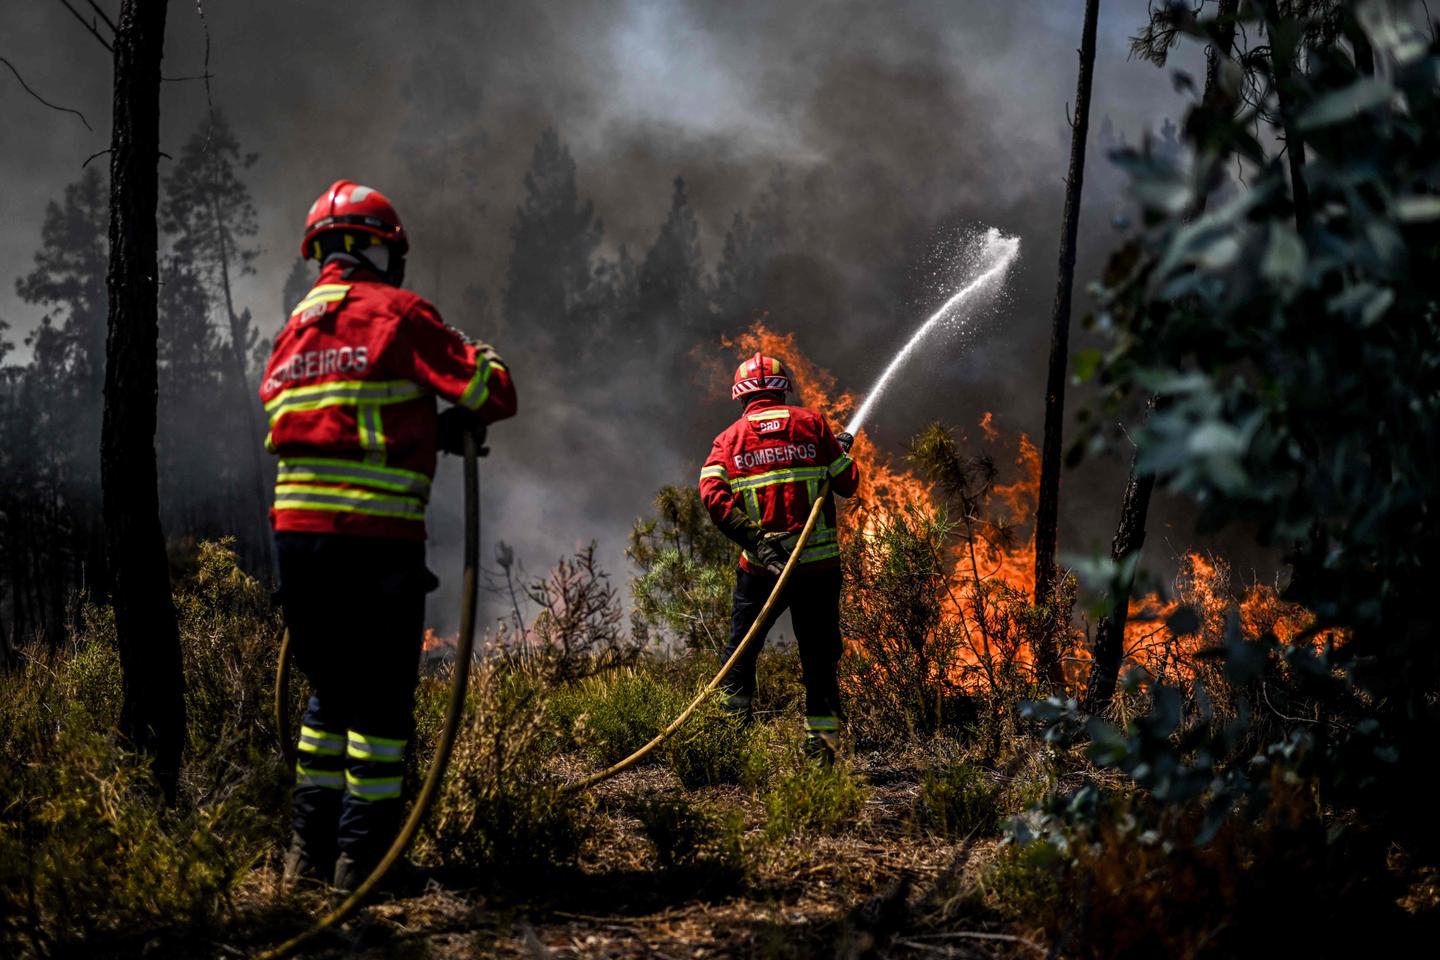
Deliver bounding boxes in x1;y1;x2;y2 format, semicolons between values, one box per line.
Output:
559;480;831;796
259;429;482;960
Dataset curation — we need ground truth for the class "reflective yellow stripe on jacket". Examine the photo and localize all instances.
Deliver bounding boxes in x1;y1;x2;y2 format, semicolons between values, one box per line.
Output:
459;356;506;411
731;465;842;567
290;283;351;317
277;458;432;500
264;379;424;425
273;484;426;521
730;466;828;492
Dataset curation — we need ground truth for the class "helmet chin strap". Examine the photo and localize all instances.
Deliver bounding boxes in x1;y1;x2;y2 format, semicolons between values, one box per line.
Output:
322;246;406;286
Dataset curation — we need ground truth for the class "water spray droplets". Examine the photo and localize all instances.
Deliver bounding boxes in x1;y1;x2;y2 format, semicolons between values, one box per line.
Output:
845;228;1021;437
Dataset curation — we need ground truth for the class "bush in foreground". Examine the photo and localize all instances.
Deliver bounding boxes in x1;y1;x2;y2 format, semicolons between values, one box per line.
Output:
0;540;283;956
764;761;868;839
631;793;749;885
916;762;1002;839
419;664;589;873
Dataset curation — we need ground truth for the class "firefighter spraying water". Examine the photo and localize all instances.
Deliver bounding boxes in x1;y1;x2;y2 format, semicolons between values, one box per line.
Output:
690;231;1020;764
700;355;860;763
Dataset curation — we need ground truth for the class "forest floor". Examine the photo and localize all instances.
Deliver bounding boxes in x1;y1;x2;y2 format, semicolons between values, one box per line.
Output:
230;747;1027;960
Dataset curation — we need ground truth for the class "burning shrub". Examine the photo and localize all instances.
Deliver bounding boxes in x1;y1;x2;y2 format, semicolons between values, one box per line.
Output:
495;542;646;684
418;662;588;872
628;485;737;650
763;761;868;838
841;502;966;740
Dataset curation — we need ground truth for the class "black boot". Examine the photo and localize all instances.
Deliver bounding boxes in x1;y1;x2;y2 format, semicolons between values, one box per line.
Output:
282;831;332;888
332;851;367;897
333;850;430;899
805;729;838;767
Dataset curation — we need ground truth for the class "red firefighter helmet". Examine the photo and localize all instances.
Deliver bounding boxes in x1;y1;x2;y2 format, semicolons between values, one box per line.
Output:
732;352;792;400
301;180;408;260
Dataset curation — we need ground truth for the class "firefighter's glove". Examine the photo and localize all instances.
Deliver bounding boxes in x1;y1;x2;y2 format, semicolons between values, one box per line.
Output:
753;532;793;576
438;407;488;456
836;431;854;453
717;507;767;551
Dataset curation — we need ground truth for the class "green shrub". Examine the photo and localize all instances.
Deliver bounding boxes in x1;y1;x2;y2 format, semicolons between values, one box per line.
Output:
420;663;588;872
752;647;807;720
0;541;283;954
763;762;867;838
631;794;747;881
917;763;1001;839
980;840;1065;921
548;664;689;765
627;486;737;650
662;694;768;789
0;718;253;953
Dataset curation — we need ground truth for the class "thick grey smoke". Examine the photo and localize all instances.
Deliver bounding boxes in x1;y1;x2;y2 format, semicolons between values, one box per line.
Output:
2;1;1254;634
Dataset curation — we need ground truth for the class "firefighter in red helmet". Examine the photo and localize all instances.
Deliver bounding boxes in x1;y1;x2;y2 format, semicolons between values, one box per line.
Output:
698;353;859;762
261;180;517;891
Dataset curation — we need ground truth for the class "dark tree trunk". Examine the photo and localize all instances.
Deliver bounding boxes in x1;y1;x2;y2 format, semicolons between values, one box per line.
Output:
1086;0;1239;712
1264;1;1312;231
1085;456;1156;712
1204;0;1241;96
102;0;185;801
1033;0;1101;684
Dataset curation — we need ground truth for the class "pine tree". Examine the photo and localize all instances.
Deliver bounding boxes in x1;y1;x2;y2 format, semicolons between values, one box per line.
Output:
282;256;312;312
635;176;707;349
160;110;269;568
714;167;796;331
502;128;603;356
1032;0;1101;691
156;255;223;534
12;168;111;638
16;167;110;478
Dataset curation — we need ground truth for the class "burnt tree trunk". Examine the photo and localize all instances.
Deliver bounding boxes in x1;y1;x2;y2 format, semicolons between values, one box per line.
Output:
1086;0;1240;712
1086;443;1156;712
1033;0;1100;685
102;0;185;801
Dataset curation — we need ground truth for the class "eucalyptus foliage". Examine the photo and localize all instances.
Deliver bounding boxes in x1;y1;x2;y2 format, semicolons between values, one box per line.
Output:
1059;0;1439;857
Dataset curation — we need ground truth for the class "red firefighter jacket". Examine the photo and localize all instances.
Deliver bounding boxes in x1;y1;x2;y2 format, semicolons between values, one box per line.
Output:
699;396;860;573
259;261;517;540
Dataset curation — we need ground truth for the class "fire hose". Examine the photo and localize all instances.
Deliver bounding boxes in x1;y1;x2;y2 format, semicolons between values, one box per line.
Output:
259;428;482;960
263;446;831;952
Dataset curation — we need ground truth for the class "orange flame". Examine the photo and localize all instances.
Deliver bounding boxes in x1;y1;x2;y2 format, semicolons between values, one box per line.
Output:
730;321;1334;696
422;627;457;656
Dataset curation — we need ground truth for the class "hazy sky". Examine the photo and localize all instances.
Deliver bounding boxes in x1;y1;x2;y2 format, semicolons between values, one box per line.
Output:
3;1;1255;630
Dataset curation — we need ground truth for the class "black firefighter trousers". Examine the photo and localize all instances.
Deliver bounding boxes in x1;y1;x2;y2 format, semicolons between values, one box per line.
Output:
720;564;844;744
275;532;435;876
